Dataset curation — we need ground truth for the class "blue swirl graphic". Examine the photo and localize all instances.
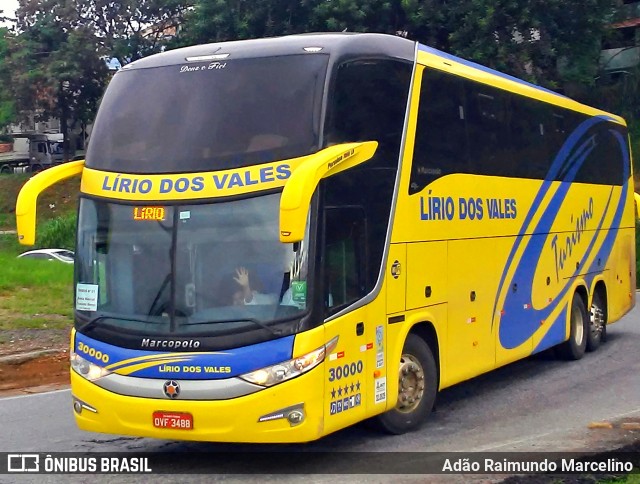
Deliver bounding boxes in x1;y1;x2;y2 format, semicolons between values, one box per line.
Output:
75;331;295;380
493;117;630;350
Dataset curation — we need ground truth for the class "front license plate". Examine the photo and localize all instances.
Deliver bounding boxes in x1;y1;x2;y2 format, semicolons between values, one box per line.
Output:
153;411;193;430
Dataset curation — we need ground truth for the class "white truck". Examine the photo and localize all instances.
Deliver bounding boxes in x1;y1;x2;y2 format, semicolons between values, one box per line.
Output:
44;132;65;163
0;134;62;173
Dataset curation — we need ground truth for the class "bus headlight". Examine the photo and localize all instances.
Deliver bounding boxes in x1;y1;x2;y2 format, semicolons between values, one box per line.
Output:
70;352;111;381
240;336;338;387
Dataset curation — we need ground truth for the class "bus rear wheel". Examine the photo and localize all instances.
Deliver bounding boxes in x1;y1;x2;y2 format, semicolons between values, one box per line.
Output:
376;333;437;435
557;293;588;360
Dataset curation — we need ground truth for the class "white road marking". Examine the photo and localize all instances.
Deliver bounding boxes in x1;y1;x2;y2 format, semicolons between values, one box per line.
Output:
0;388;70;401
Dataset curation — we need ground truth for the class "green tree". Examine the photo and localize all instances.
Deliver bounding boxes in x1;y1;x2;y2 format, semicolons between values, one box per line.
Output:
5;0;189;156
12;0;108;159
308;0;406;33
76;0;191;62
0;28;16;132
178;0;615;96
176;0;313;46
438;0;615;90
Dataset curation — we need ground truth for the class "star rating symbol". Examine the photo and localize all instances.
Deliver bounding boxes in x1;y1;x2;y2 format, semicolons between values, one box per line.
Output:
337;386;343;397
356;380;361;391
331;387;336;399
350;382;355;393
343;384;349;395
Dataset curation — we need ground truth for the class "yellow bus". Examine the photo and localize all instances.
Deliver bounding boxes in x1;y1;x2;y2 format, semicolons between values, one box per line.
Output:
16;33;635;442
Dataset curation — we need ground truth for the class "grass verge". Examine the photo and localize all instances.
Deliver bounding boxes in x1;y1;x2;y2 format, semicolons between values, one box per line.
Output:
0;173;80;231
602;475;640;483
0;172;79;332
0;249;73;330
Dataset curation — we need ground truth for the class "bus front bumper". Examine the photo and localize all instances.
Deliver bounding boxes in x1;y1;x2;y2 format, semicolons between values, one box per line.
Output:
70;367;325;443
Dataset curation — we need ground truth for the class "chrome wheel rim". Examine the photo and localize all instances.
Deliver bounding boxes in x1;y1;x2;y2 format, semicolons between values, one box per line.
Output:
590;304;605;339
397;354;425;413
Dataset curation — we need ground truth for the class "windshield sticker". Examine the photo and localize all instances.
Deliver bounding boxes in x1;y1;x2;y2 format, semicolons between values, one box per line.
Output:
76;283;99;311
179;62;227;73
375;377;387;404
375;325;384;369
133;206;165;221
291;281;307;303
329;383;362;415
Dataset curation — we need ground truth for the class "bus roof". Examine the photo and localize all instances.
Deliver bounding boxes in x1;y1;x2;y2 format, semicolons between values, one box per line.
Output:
123;33;416;71
120;32;624;126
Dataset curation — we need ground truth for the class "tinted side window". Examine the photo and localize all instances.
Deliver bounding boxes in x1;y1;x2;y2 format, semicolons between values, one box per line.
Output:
325;59;411;164
410;68;627;188
571;122;626;186
465;83;513;177
548;111;579;177
323;208;366;316
509;97;549;179
324;58;412;292
410;69;467;194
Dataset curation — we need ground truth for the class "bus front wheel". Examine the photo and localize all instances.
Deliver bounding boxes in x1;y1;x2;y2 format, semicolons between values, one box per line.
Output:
376;333;437;435
557;293;588;360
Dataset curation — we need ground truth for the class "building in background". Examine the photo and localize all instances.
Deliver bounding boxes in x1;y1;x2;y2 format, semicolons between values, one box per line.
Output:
601;0;640;73
7;56;121;153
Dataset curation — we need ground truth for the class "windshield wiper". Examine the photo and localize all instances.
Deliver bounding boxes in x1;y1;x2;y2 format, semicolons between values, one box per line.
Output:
183;317;282;336
76;314;165;333
148;273;171;316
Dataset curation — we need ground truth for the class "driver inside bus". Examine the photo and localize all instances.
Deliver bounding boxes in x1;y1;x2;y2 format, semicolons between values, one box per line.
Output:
221;267;300;307
230;267;276;305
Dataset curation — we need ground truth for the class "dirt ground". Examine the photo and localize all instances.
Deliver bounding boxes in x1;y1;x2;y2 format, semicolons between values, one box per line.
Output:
0;328;70;395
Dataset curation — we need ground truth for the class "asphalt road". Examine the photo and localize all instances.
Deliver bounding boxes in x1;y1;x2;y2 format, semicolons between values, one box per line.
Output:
2;298;640;478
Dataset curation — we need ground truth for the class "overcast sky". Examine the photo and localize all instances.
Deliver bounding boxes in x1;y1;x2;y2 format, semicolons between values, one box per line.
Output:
0;0;18;26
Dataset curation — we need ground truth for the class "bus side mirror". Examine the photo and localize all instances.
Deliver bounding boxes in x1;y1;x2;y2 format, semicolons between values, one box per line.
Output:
279;141;377;243
16;160;85;245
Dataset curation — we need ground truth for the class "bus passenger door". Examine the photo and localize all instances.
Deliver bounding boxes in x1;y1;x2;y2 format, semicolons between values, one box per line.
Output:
321;207;374;433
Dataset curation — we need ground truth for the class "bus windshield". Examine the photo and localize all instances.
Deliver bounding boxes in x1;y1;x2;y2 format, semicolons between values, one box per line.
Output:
75;194;310;336
86;54;328;173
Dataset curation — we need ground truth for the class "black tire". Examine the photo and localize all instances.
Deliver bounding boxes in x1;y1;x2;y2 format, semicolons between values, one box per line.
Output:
587;292;607;352
30;164;43;173
376;333;438;434
0;165;12;174
557;293;588;360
